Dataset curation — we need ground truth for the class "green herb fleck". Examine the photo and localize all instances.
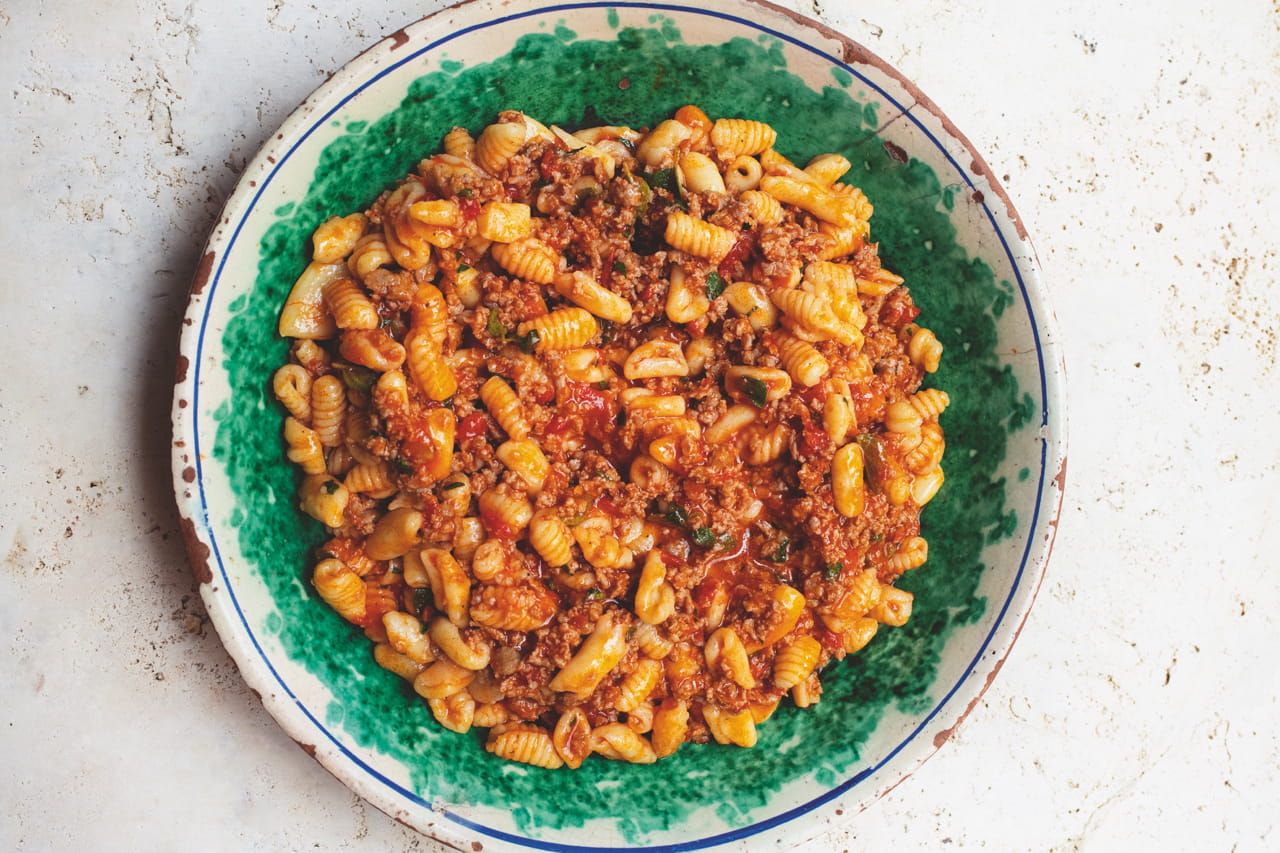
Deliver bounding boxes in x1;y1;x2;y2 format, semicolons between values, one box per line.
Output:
585;588;604;602
869;531;884;543
613;259;627;275
647;168;677;194
824;561;844;580
442;481;464;490
769;537;791;563
593;379;610;390
391;458;415;475
742;375;769;408
322;480;340;495
336;363;378;393
412;587;433;613
692;527;716;548
457;263;472;272
630;172;652;215
665;504;689;527
456;187;475;198
705;270;727;300
486;307;507;340
518;327;542;353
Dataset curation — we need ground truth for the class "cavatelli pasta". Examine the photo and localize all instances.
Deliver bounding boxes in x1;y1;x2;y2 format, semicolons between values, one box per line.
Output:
710;118;776;157
490;236;560;284
312;558;365;623
663;211;737;262
773;635;823;690
272;364;312;421
774;332;829;387
517;307;598;351
273;105;950;770
283;417;326;475
475;118;532;175
479;376;530;440
615;658;663;713
441;125;476;160
528;508;573;567
553;271;633;324
487;725;564;769
590;723;657;764
309;375;346;448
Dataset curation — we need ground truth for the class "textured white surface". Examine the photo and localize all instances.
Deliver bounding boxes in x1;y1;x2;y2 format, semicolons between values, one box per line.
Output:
1;0;1277;850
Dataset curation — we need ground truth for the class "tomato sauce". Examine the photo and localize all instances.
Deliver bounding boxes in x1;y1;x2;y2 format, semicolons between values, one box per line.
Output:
456;411;489;443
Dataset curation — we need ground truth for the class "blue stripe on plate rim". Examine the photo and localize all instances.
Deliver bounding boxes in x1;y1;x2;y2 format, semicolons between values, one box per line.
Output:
186;3;1055;849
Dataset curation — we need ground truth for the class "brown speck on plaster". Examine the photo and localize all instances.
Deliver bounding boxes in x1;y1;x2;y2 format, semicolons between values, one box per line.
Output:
174;354;190;384
389;27;410;49
182;466;196;483
297;741;318;758
178;514;213;584
472;843;484;852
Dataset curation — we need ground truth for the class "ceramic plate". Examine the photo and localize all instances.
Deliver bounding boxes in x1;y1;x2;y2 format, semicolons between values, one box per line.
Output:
172;0;1067;849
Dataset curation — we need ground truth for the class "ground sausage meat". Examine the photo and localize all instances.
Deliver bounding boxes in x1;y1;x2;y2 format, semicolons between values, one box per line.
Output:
277;107;950;766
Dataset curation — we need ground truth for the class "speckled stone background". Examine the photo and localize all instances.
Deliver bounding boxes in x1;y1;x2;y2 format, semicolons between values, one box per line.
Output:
2;1;1277;850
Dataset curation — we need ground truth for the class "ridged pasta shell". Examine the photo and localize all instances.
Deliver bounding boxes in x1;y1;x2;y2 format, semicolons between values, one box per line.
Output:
773;635;822;690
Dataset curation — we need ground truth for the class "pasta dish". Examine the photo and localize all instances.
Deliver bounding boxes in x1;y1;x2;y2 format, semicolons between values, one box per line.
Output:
272;106;948;767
